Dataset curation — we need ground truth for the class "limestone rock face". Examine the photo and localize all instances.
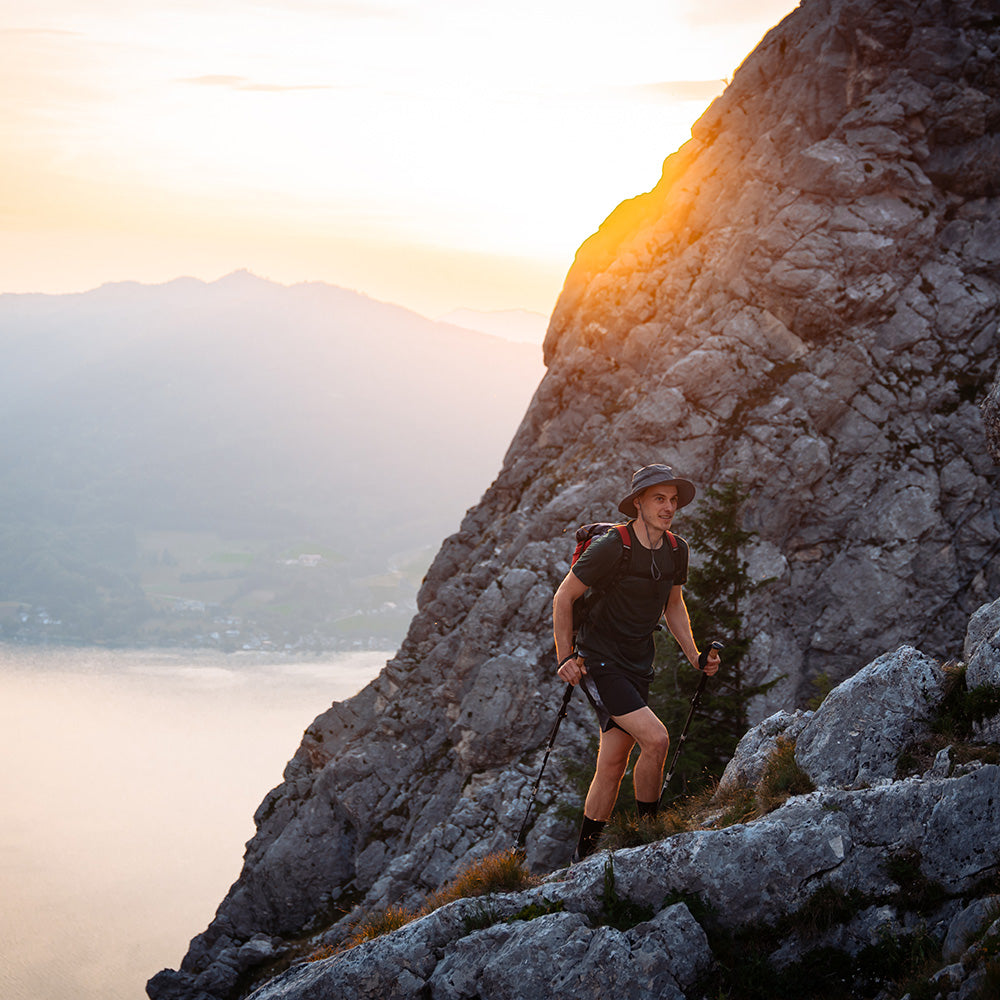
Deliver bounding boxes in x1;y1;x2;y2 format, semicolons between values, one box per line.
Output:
149;1;1000;998
242;601;999;1000
247;732;1000;1000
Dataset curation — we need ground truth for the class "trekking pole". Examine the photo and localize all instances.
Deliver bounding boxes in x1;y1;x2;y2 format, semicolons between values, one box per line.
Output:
515;682;574;850
659;641;724;803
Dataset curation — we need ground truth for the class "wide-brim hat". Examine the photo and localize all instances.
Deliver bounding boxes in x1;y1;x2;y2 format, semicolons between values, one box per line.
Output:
618;464;696;517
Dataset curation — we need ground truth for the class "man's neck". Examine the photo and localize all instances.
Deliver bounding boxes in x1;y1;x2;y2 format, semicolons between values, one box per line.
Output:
633;516;664;550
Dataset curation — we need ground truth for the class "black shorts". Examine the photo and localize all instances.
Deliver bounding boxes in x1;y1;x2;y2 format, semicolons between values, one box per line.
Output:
579;659;651;733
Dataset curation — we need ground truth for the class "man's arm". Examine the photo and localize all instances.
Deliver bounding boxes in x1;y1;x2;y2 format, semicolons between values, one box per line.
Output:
553;571;588;684
663;585;721;676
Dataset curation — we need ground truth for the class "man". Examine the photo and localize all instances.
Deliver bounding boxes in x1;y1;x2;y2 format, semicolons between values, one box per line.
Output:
553;464;721;861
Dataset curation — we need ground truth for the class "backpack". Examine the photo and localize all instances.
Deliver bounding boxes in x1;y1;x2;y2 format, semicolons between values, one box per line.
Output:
570;521;678;637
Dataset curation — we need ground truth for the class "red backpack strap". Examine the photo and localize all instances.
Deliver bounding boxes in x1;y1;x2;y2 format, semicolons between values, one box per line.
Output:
615;523;631;550
665;530;677;550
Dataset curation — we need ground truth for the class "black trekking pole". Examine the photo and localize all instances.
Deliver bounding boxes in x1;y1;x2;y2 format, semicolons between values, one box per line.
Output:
515;682;574;850
659;641;723;804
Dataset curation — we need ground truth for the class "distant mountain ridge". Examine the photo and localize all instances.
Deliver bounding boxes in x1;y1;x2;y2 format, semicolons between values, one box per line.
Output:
438;308;550;345
0;271;543;646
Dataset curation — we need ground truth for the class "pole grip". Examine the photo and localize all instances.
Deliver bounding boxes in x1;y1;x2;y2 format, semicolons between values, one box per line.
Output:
698;640;724;669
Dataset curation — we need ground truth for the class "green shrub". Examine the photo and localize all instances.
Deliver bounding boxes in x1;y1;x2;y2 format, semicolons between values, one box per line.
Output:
933;662;1000;740
508;898;565;922
807;672;835;710
756;737;816;814
885;849;948;914
596;856;654;931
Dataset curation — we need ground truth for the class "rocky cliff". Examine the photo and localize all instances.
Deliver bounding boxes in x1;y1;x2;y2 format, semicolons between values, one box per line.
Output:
149;0;1000;997
207;597;1000;1000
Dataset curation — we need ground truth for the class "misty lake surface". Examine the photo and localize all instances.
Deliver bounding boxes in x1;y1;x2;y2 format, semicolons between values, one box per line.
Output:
0;643;389;1000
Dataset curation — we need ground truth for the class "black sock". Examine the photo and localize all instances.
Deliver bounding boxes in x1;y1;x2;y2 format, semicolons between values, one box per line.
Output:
575;815;606;859
636;798;659;820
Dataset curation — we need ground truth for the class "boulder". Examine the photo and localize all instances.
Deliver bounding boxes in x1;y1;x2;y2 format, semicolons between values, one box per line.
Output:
794;646;946;787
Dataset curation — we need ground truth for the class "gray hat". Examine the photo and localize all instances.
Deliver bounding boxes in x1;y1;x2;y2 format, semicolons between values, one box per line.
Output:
618;464;696;516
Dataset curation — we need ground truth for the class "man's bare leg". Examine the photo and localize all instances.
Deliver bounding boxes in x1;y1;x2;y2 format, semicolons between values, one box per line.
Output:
574;726;634;860
574;709;670;859
583;726;636;821
611;706;670;807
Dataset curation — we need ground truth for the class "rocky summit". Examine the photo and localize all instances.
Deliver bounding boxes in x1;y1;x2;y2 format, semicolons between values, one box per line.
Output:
148;0;1000;998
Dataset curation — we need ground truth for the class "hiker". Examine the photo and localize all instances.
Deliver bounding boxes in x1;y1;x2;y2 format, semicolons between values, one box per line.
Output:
553;464;721;861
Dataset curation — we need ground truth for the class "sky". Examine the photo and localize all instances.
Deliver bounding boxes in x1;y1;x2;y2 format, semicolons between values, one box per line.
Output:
0;0;799;318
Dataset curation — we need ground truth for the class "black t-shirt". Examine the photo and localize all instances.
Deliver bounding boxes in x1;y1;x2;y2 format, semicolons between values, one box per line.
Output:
572;520;689;677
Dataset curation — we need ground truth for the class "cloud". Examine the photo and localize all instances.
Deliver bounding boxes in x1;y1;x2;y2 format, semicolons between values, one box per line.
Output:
678;0;797;29
631;80;728;102
251;0;404;15
0;28;84;36
181;75;336;92
268;1;391;11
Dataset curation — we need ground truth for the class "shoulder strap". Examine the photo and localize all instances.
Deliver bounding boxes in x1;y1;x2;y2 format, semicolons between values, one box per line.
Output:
583;522;631;590
620;521;675;550
615;523;631;550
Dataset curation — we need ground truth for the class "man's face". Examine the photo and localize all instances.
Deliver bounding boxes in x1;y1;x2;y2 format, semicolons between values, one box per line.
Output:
636;484;679;530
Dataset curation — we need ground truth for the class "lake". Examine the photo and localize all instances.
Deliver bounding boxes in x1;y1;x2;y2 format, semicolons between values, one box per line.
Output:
0;643;388;1000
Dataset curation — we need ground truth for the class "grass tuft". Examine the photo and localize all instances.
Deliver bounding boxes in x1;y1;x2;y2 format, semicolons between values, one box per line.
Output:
600;781;726;850
344;904;416;947
423;848;541;910
891;659;1000;781
713;785;759;828
309;849;541;961
885;849;948;914
462;901;501;934
792;884;870;937
932;662;1000;740
756;737;816;813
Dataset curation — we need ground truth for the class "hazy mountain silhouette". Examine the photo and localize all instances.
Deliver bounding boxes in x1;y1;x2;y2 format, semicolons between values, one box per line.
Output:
0;271;543;646
438;308;549;344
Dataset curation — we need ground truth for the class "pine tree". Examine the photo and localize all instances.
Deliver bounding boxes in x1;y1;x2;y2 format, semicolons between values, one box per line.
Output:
645;478;778;800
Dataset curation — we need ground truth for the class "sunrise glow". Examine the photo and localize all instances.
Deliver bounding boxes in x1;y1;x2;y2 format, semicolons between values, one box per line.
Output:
0;0;798;316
